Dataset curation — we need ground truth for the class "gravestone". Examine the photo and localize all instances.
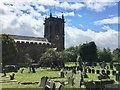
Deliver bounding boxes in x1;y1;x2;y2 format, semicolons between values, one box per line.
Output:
112;71;116;76
84;73;89;78
21;69;24;73
98;71;110;80
39;76;48;87
60;70;64;78
68;77;74;86
106;70;110;75
110;63;113;70
92;69;95;74
10;73;15;80
102;70;105;74
101;62;106;69
85;69;87;73
49;81;55;90
96;70;100;74
97;63;101;68
72;68;76;74
88;69;91;73
45;85;51;90
74;72;81;88
2;68;6;77
66;72;73;79
115;73;120;81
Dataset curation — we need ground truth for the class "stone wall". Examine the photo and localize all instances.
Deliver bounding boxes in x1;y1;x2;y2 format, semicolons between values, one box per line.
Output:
14;41;53;64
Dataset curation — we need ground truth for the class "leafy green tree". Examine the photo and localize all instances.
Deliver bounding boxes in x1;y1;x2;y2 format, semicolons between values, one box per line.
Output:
39;48;62;67
79;41;98;62
112;48;120;62
98;48;112;62
65;46;79;62
2;34;18;67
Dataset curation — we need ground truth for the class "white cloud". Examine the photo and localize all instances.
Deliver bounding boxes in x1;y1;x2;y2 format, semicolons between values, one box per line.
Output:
94;17;120;25
60;1;85;10
0;4;44;37
79;24;84;28
83;0;117;12
78;14;82;18
102;25;113;31
65;25;118;50
0;0;119;50
56;12;75;17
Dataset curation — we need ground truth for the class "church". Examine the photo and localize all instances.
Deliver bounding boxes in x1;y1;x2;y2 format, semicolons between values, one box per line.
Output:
10;13;65;65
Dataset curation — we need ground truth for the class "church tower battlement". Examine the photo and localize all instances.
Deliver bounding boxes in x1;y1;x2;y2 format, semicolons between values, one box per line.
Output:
44;13;65;51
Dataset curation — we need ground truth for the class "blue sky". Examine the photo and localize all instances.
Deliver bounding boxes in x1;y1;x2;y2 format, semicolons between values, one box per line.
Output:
0;0;120;50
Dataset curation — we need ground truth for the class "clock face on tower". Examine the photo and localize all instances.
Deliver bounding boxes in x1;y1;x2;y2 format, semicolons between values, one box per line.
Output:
55;35;59;40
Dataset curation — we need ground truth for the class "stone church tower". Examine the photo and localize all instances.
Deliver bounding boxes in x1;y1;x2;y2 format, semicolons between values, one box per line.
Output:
44;13;65;51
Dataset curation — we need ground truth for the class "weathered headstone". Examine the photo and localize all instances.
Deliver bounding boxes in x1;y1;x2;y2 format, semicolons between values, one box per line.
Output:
96;70;100;74
110;63;113;70
102;70;105;74
97;63;101;68
21;69;24;73
55;82;62;90
66;72;73;79
88;69;91;73
92;69;95;74
106;70;110;75
60;70;64;78
85;69;87;73
112;71;116;76
74;72;81;88
84;73;89;78
39;76;48;87
10;73;15;80
68;77;74;86
72;68;76;74
115;73;120;81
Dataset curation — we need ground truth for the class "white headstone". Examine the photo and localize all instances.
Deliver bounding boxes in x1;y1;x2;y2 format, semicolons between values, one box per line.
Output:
74;72;81;88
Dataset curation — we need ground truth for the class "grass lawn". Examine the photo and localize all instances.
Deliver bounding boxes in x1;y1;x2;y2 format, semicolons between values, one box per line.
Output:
0;66;119;88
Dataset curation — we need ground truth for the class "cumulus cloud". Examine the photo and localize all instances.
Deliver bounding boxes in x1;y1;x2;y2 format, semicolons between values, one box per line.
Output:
83;0;117;12
94;17;120;25
65;25;118;50
59;1;85;10
0;4;44;37
0;0;118;50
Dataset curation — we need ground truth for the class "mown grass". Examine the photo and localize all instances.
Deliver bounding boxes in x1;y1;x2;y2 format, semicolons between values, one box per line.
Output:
1;65;119;88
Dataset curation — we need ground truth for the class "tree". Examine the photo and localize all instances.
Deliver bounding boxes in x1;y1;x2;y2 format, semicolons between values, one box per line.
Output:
2;34;18;67
39;48;62;67
65;46;78;62
98;48;112;62
79;41;98;62
112;48;120;62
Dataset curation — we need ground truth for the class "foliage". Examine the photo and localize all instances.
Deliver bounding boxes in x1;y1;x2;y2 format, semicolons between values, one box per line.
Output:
112;48;120;62
1;34;18;67
65;46;79;62
98;48;112;62
79;41;98;62
39;48;63;67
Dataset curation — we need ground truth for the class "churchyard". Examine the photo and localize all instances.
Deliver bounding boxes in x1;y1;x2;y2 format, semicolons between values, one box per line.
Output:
1;62;120;89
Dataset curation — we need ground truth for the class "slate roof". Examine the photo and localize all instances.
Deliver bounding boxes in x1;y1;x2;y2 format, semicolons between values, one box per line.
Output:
9;35;51;44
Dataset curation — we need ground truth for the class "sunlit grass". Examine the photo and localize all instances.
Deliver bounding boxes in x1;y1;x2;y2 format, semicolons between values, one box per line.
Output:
1;66;119;88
